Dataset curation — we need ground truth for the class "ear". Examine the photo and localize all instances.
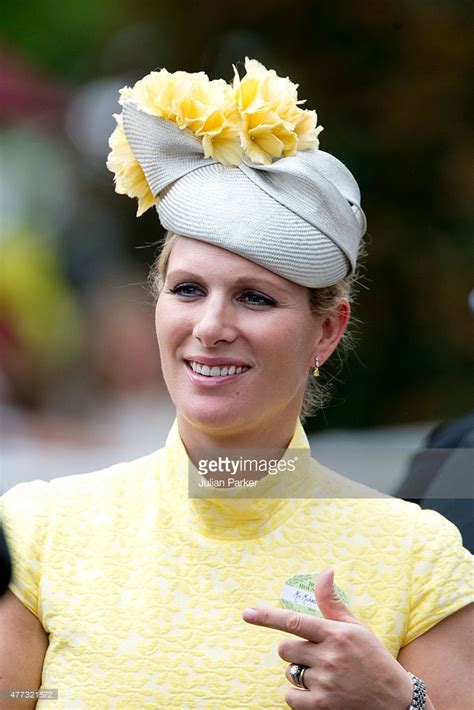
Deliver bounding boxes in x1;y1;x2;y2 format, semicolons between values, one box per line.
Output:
311;297;350;366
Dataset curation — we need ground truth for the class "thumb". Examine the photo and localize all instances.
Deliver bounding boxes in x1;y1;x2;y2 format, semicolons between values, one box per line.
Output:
315;568;359;624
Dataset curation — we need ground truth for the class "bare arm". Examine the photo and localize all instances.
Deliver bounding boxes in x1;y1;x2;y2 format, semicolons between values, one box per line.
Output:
397;602;474;709
0;591;48;710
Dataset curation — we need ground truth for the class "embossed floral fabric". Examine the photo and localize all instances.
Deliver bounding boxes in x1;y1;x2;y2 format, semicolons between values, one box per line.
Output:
2;419;473;709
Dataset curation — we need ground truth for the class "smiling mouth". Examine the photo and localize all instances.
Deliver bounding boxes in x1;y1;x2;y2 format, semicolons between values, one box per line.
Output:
185;360;251;378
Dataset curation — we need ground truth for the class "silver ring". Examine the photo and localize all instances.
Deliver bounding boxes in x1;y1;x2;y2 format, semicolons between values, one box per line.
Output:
289;663;309;690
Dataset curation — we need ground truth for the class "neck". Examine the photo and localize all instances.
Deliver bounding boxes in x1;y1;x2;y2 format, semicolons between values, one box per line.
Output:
177;413;300;468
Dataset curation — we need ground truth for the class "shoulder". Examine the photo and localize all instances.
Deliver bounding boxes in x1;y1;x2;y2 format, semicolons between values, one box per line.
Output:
303;456;473;553
1;447;166;530
8;448;161;494
1;448;167;616
48;448;162;500
306;455;417;513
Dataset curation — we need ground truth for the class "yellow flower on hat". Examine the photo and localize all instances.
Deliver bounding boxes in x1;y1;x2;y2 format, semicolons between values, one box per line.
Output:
241;109;298;165
234;58;322;164
120;70;243;167
294;108;323;150
278;101;324;150
119;69;193;122
200;115;243;166
173;76;243;165
173;76;227;129
106;114;155;216
234;58;299;113
107;59;323;211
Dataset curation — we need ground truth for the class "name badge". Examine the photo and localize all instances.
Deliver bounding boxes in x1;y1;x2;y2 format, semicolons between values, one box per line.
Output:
280;572;348;616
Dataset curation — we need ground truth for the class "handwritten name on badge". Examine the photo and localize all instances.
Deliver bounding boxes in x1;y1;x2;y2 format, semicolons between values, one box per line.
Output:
280;572;348;616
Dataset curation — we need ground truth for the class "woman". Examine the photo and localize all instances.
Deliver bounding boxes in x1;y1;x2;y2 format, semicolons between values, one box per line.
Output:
1;59;472;709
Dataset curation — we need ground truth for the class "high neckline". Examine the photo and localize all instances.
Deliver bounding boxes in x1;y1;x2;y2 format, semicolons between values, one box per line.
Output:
163;418;313;540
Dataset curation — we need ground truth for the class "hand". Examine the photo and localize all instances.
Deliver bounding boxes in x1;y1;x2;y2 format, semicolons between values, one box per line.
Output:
242;568;414;709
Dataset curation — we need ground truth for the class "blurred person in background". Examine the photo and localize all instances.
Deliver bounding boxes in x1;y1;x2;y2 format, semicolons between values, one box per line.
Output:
397;411;474;553
396;293;474;552
1;60;472;709
0;228;84;410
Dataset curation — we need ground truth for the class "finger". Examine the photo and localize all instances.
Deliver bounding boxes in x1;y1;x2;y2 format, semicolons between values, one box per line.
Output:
278;638;319;665
242;606;327;643
285;663;315;690
285;687;318;709
315;568;359;624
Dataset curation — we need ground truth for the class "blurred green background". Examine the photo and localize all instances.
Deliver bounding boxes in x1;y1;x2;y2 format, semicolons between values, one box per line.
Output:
1;0;473;433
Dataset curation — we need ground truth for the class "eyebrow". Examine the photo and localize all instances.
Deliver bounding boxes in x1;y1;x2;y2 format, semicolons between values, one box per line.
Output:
166;269;293;294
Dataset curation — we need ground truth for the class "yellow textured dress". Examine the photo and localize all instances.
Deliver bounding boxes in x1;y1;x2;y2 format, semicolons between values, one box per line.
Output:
1;419;473;709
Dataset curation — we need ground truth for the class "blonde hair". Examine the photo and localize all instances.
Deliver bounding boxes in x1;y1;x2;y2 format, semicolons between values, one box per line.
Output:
150;231;362;423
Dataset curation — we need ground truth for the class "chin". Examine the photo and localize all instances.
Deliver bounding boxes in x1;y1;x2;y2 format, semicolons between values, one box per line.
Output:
179;401;254;435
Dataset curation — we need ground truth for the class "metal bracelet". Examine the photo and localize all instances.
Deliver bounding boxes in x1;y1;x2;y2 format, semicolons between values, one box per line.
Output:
407;672;427;710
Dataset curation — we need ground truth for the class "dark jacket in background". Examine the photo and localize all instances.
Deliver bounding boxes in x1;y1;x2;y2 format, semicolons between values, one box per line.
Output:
0;523;12;596
397;412;474;553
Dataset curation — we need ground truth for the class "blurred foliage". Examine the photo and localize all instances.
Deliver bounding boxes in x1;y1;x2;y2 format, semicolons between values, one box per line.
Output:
1;0;124;81
1;0;473;428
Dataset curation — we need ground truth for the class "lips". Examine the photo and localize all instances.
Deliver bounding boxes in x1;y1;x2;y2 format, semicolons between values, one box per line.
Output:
188;360;250;377
184;359;251;382
184;355;251;368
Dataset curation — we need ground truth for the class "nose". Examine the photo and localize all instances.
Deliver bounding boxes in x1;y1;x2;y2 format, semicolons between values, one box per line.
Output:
192;294;238;347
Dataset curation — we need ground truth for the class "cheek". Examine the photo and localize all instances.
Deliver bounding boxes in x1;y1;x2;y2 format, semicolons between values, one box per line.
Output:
257;326;312;384
155;304;194;372
154;304;177;359
273;322;314;361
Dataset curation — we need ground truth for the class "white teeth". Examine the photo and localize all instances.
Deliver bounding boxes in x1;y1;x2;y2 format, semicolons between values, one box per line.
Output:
188;361;249;377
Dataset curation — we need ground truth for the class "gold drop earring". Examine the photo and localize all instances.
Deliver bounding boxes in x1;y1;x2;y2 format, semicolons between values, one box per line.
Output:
312;355;320;378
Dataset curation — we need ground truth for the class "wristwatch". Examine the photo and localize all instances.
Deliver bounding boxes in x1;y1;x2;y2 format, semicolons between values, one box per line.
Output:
407;672;427;709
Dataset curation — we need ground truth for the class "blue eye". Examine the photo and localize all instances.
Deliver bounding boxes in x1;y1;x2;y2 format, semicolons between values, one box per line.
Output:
167;284;276;307
167;283;202;297
240;291;276;307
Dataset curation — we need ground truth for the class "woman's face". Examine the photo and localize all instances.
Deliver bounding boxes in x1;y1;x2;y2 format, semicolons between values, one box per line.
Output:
155;237;335;438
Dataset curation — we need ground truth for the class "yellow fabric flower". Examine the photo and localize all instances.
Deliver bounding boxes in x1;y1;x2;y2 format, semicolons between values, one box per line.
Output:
241;109;298;165
200;116;243;166
106;114;155;217
107;60;323;207
294;109;323;150
234;57;323;164
173;76;227;130
234;58;299;113
278;101;324;150
173;76;242;165
120;71;243;166
119;69;193;122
